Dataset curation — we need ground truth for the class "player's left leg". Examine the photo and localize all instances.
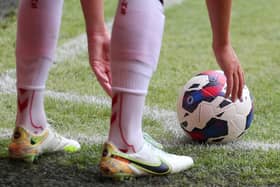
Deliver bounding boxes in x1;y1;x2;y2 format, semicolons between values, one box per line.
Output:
100;0;193;180
9;0;80;163
108;0;167;154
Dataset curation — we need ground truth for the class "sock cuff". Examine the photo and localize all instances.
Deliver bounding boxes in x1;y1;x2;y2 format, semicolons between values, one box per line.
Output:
112;61;153;95
16;85;46;90
16;57;52;90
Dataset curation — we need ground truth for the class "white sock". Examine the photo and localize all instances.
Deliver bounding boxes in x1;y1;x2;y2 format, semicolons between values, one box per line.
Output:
109;0;165;153
108;61;152;153
109;91;145;153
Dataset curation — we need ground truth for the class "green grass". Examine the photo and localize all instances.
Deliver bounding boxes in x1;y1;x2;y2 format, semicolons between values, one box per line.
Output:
1;0;280;186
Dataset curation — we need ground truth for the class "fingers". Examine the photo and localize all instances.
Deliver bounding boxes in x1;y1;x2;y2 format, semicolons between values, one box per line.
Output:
100;80;112;98
214;44;245;102
237;67;244;99
87;31;112;97
93;61;113;98
225;72;233;99
103;43;112;84
231;66;245;102
106;66;112;85
225;68;244;102
94;72;111;96
231;72;239;102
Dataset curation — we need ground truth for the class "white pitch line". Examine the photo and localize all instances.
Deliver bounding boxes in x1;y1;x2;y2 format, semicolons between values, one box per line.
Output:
0;70;16;94
220;141;280;151
0;70;183;138
0;127;278;152
160;137;280;151
0;128;13;139
55;21;114;63
1;127;279;152
55;34;87;63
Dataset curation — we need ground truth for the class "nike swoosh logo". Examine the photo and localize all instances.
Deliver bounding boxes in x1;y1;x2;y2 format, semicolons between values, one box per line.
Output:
131;158;171;175
114;155;171;175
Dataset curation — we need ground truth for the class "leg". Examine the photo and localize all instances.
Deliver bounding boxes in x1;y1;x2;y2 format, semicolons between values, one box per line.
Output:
9;0;80;162
109;0;165;153
15;0;63;134
100;0;193;179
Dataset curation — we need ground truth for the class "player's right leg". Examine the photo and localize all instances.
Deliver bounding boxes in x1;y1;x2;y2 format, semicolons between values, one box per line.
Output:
99;0;193;180
8;0;80;163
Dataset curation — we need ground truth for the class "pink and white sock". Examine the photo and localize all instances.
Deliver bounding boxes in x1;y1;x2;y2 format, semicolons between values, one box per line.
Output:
109;0;165;153
109;91;145;153
15;0;63;134
109;61;152;153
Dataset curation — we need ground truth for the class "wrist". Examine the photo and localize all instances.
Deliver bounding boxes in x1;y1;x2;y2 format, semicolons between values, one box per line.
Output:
212;40;231;52
212;35;231;49
86;22;107;34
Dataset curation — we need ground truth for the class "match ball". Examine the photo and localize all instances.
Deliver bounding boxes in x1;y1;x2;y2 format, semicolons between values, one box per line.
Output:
177;70;254;143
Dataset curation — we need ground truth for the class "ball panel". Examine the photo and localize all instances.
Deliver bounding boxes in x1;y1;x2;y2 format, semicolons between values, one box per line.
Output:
183;75;209;92
219;100;232;108
200;71;226;98
186;118;228;142
246;107;254;130
182;90;204;113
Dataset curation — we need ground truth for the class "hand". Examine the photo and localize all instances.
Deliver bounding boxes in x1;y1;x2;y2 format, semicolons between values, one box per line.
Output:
87;30;112;97
213;43;244;102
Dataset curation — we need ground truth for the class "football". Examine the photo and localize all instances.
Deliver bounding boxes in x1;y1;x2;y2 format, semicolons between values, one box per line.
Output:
177;70;254;143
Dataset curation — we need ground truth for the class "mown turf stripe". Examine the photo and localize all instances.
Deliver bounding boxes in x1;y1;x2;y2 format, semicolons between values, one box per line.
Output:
1;126;280;151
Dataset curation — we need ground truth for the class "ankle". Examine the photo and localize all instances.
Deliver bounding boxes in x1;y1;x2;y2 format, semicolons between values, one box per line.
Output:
16;88;47;134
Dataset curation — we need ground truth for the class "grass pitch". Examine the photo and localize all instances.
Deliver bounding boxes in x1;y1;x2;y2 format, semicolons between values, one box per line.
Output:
0;0;280;186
